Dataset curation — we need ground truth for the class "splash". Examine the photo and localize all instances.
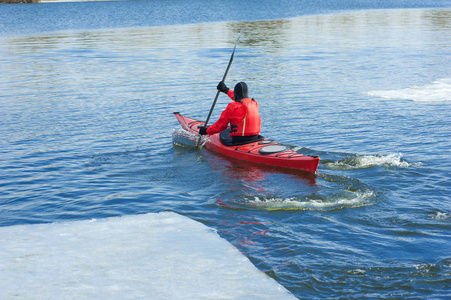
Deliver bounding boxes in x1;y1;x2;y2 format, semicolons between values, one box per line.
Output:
368;77;451;102
326;153;418;170
234;190;376;211
429;211;450;221
413;258;451;276
172;129;205;149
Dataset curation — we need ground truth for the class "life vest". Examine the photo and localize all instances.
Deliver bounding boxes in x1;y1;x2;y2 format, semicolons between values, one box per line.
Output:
230;98;261;137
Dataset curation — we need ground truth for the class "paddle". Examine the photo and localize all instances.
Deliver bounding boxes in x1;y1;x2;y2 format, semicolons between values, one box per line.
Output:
197;31;242;148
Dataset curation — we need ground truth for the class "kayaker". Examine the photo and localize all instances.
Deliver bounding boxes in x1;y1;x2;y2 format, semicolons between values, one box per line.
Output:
199;81;262;145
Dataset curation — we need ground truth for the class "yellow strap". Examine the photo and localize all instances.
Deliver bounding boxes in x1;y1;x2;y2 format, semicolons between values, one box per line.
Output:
241;112;247;136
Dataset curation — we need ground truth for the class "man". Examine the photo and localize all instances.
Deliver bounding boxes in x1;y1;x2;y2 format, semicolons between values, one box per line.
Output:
199;81;261;145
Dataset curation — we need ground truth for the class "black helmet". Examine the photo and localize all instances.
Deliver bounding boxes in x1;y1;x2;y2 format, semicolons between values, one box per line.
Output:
234;82;248;102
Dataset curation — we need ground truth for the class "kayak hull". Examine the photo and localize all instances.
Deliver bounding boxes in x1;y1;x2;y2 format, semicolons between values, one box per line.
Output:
173;112;320;174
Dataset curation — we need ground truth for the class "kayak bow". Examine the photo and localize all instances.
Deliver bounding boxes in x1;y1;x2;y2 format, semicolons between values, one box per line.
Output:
174;112;320;174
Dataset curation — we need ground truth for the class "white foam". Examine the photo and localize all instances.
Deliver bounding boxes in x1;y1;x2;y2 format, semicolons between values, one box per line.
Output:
368;77;451;102
0;212;295;300
429;212;450;221
172;128;206;149
355;153;413;168
327;153;418;170
245;190;375;211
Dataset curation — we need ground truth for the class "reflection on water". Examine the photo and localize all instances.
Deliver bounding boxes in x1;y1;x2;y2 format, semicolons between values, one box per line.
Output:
204;149;317;185
3;9;449;110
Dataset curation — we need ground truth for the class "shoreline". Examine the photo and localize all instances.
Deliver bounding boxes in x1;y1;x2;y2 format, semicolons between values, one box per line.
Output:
1;0;40;3
1;0;112;3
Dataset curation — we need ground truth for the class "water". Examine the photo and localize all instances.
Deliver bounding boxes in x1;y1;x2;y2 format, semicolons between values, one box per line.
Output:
1;0;451;298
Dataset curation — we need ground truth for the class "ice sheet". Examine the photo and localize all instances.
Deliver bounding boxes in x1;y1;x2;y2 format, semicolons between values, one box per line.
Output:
0;212;295;299
368;77;451;102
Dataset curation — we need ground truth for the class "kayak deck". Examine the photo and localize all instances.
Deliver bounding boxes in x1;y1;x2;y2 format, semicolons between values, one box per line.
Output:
174;112;320;174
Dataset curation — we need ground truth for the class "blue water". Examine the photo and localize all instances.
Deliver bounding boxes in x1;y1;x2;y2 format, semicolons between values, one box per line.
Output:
1;0;451;298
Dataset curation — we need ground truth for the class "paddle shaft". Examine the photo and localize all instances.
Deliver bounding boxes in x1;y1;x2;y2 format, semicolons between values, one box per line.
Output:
203;32;242;127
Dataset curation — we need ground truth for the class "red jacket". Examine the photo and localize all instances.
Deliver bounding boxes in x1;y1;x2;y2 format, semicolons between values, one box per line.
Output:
206;90;261;137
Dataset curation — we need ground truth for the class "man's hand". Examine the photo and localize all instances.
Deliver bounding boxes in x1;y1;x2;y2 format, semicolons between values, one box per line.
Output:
217;81;230;94
198;126;208;135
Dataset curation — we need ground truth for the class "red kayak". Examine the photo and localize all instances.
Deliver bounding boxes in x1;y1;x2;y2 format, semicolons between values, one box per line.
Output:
174;112;320;173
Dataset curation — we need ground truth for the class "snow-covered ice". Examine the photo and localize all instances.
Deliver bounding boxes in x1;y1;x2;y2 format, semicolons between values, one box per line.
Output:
0;212;295;299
